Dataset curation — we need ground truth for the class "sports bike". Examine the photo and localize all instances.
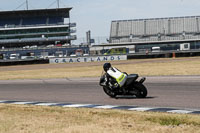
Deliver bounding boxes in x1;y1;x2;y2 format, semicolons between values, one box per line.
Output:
99;71;148;98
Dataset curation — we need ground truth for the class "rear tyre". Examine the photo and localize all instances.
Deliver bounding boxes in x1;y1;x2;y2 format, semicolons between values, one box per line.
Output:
134;82;148;98
103;87;116;98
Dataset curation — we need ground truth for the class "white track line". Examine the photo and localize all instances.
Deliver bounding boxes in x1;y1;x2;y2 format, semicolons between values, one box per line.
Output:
94;105;118;109
62;104;92;108
35;103;58;106
128;107;154;111
11;101;35;105
0;100;7;103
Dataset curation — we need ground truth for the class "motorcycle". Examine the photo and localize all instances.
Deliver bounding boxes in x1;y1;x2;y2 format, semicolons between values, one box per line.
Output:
99;71;148;98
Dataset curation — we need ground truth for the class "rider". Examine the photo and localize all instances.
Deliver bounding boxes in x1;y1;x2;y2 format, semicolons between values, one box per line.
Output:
103;62;127;89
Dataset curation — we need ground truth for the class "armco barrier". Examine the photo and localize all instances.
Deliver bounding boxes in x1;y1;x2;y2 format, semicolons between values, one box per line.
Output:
127;51;200;59
0;59;49;66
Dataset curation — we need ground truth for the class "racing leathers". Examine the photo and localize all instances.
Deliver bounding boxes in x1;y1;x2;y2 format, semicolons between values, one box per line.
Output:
105;67;127;90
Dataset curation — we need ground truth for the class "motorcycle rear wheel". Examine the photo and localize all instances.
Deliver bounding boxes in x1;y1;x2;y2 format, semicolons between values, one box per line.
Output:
103;87;117;98
134;82;148;98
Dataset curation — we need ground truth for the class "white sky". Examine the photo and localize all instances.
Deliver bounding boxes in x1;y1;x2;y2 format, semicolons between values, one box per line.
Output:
1;0;200;38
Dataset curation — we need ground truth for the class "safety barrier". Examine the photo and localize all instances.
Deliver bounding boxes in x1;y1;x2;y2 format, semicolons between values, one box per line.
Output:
1;50;200;66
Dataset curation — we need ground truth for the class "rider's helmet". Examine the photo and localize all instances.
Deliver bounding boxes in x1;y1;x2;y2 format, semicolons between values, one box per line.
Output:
103;63;111;72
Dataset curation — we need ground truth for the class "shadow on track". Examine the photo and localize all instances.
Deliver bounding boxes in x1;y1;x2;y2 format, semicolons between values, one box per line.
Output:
114;96;157;99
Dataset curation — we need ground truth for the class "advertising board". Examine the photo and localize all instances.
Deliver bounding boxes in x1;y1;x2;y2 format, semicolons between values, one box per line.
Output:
49;55;127;64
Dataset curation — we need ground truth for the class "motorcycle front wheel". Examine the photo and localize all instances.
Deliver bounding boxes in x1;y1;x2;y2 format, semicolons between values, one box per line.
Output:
103;86;117;98
133;82;148;98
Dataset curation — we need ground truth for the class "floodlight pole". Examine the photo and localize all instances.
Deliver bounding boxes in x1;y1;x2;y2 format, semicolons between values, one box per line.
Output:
57;0;60;8
26;0;29;10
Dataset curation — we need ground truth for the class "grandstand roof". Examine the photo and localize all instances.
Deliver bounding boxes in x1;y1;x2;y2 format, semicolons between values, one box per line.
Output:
0;8;72;19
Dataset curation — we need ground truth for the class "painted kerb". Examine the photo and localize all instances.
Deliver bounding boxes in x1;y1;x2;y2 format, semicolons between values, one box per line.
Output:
49;55;127;64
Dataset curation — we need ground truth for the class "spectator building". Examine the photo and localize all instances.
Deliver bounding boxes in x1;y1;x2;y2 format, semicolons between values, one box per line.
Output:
108;16;200;52
0;8;76;48
0;8;90;61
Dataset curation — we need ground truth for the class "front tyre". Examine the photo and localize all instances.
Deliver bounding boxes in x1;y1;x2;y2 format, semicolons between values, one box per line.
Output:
103;87;116;98
134;82;148;98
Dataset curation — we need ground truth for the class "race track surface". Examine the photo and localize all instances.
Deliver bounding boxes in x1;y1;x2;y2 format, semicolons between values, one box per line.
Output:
0;76;200;110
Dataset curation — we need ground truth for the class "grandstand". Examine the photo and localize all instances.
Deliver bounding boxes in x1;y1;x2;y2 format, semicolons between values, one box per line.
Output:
0;8;76;48
110;16;200;43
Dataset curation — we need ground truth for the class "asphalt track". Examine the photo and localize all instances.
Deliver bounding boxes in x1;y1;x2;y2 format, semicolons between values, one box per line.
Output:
0;76;199;111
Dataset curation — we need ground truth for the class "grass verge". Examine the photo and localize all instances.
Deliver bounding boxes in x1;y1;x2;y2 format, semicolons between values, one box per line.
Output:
0;104;200;133
1;57;200;132
0;57;200;80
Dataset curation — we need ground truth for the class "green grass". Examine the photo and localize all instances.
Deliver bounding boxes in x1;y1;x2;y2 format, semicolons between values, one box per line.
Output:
146;115;200;126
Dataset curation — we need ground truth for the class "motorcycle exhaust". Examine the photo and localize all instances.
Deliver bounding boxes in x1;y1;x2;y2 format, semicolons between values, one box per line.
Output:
139;77;146;83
